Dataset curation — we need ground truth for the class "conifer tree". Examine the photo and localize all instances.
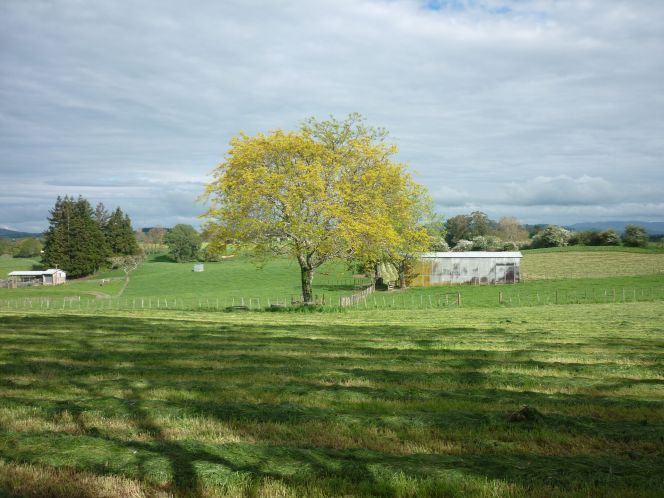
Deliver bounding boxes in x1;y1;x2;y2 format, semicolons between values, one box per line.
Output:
69;198;108;276
43;195;74;270
94;202;110;230
42;196;109;277
105;207;139;255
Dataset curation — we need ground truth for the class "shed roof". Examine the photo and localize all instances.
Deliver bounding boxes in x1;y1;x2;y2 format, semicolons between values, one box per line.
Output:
8;269;66;276
421;251;522;259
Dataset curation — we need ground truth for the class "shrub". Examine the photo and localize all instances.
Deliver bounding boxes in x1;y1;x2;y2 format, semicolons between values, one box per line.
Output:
568;231;590;245
531;225;572;248
471;236;489;251
597;229;621;246
622;225;649;247
429;237;449;252
452;239;473;251
472;235;502;251
503;241;519;251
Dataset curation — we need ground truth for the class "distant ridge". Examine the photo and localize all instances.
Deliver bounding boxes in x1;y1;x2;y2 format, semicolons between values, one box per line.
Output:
564;221;664;236
0;228;43;239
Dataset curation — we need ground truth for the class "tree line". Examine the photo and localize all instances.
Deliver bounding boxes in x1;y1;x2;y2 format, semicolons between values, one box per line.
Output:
41;196;139;278
441;211;653;250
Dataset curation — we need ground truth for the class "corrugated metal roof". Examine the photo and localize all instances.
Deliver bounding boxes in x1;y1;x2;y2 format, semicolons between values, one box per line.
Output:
420;251;522;259
8;269;66;276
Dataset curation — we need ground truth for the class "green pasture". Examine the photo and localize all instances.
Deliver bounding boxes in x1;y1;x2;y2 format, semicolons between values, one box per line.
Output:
0;255;367;304
1;303;663;497
2;250;664;310
2;272;663;312
522;244;664;254
521;250;664;280
0;255;39;273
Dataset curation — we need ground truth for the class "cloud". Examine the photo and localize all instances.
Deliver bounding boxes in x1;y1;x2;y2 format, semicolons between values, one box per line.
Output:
1;0;663;230
506;175;617;206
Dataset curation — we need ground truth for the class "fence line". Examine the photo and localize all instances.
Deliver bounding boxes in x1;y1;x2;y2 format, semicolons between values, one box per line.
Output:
340;283;375;307
1;286;663;313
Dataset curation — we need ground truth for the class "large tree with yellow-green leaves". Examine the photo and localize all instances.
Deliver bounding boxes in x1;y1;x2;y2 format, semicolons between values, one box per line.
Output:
203;114;432;303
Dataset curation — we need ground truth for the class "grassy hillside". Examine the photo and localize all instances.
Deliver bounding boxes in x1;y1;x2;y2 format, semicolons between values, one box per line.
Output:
0;255;367;304
522;245;664;254
0;255;40;273
521;250;664;280
1;303;662;497
103;256;368;302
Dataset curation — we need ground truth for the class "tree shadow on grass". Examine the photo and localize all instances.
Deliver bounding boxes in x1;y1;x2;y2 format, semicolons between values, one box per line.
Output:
150;254;175;263
1;313;663;495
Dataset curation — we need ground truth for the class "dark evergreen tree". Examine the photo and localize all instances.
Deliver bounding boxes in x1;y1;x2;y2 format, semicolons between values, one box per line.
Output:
94;202;110;230
105;207;139;255
69;197;109;276
42;196;109;277
43;196;74;270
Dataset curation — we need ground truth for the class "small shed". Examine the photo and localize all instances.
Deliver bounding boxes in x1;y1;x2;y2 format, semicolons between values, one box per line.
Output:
411;252;522;286
193;263;204;272
7;268;66;288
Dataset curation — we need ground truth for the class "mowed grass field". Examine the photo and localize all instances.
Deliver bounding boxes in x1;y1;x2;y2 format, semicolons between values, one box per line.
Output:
521;250;664;280
0;303;663;497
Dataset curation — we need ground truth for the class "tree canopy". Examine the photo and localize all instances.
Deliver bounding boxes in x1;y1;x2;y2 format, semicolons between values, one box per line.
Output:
622;225;649;247
16;238;43;258
445;211;492;245
164;224;201;262
203;114;431;303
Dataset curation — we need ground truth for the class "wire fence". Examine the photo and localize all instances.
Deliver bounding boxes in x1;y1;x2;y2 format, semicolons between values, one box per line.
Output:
1;285;663;312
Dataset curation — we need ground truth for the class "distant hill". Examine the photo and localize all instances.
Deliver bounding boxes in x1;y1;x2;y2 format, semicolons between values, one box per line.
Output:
0;228;43;239
565;221;664;236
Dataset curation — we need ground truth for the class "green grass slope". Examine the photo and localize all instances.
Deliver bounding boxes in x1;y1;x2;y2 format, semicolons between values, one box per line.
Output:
0;255;367;304
0;255;40;273
0;303;662;497
521;251;664;280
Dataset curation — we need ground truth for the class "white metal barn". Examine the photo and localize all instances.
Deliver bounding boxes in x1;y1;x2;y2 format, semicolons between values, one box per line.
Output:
412;252;522;286
7;269;66;288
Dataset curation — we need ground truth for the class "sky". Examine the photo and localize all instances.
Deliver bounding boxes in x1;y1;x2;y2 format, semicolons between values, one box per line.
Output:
1;0;663;232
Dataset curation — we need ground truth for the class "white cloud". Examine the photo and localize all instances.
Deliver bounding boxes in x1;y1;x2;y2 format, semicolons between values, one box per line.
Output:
1;0;663;230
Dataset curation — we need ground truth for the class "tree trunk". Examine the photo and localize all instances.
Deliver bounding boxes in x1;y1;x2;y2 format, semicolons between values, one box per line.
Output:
398;261;407;289
300;265;315;304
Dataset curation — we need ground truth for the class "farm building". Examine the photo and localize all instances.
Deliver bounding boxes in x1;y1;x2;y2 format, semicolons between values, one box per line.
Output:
411;252;522;286
6;268;66;288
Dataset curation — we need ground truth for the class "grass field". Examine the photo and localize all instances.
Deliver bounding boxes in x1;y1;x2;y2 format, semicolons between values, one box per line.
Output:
2;249;664;310
0;255;40;273
1;303;663;497
521;251;664;280
0;255;368;304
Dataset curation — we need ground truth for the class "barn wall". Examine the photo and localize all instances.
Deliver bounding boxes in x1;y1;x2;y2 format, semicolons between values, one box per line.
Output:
412;256;521;286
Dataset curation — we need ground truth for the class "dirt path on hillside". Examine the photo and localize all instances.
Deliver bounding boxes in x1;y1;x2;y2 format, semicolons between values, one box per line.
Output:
85;291;112;299
84;277;129;300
